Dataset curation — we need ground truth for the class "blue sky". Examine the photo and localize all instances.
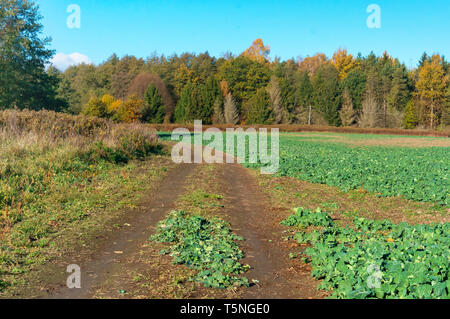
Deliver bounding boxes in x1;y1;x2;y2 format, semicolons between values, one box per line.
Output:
37;0;450;70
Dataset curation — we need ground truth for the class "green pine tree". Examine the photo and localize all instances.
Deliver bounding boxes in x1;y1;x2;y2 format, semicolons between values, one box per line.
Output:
174;84;193;123
245;88;273;124
0;0;60;110
142;84;165;123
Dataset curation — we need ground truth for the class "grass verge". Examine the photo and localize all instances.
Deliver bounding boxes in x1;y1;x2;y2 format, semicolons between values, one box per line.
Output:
0;110;166;295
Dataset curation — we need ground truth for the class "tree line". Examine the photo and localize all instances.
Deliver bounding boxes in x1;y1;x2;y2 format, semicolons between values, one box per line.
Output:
1;1;449;130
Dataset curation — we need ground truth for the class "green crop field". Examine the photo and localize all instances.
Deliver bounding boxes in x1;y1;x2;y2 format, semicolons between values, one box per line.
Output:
282;207;450;299
165;131;449;299
170;131;449;207
273;136;449;206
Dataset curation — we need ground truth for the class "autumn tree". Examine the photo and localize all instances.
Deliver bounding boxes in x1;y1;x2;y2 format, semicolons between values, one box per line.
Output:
339;89;356;126
358;86;380;128
217;56;271;109
332;48;356;80
50;41;446;130
212;98;225;124
101;94;122;117
115;94;142;123
173;63;194;96
219;80;229;97
298;53;328;77
224;93;239;124
404;100;419;129
242;38;271;64
267;76;284;124
82;97;107;118
416;55;449;129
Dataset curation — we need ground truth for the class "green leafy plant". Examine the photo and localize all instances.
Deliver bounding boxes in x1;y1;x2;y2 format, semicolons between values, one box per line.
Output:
151;210;250;288
281;207;334;228
282;208;450;299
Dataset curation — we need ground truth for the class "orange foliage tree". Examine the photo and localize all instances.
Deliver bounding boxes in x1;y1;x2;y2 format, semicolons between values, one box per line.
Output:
115;94;142;123
298;53;328;77
242;38;271;64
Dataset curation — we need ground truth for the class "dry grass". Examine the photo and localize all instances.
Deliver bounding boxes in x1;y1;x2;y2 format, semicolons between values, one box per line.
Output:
0;109;159;149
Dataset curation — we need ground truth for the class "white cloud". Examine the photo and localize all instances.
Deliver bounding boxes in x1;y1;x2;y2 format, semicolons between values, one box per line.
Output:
50;52;92;71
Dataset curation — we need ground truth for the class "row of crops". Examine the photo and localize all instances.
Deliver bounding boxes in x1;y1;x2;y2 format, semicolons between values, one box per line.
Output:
151;210;250;288
165;132;449;206
282;207;450;299
260;136;449;206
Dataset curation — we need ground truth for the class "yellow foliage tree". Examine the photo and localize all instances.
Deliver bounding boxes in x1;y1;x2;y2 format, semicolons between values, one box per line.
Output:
332;48;356;80
82;97;107;118
174;63;195;96
416;55;449;129
242;38;271;63
101;94;122;117
115;94;142;123
101;94;115;106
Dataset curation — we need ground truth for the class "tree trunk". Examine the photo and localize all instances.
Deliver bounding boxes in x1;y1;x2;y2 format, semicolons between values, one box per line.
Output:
308;105;311;125
430;103;434;130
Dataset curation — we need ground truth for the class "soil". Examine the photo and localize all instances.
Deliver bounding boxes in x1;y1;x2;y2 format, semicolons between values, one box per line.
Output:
33;162;197;299
216;163;324;298
12;156;325;299
286;133;450;148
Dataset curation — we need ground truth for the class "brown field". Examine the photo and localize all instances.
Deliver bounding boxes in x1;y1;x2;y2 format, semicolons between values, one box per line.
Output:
148;123;450;137
284;133;450;147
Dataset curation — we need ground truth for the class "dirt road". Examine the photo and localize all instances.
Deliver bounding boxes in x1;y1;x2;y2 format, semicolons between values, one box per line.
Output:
44;162;197;299
30;159;320;299
217;163;321;298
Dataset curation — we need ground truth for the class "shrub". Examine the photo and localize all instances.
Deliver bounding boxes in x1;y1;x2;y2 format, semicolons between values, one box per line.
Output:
0;109;109;138
82;97;108;118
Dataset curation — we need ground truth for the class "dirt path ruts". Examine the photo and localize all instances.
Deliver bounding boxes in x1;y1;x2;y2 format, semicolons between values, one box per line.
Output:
38;157;320;299
217;163;322;299
46;163;197;299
